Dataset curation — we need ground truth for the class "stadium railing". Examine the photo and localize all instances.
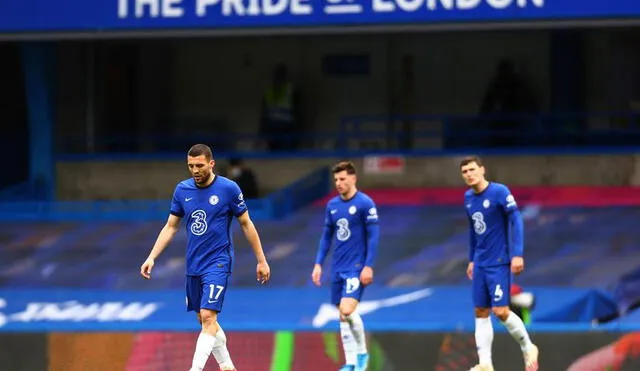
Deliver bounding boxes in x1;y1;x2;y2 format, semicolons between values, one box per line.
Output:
54;111;640;158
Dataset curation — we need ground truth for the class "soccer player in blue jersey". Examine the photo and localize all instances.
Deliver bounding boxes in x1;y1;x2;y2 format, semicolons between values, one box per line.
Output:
311;161;379;371
140;144;271;371
460;156;539;371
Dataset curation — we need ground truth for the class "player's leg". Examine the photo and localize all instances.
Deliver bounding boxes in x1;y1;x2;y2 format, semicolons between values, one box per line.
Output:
186;275;213;371
470;266;494;371
339;272;368;371
190;272;235;371
332;274;357;371
488;265;538;371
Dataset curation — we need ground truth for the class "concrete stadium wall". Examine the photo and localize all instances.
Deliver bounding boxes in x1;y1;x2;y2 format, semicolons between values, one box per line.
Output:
56;154;640;201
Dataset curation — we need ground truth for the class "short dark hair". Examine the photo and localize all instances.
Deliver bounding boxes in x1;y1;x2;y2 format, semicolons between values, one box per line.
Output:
332;161;357;175
188;144;213;161
460;155;483;168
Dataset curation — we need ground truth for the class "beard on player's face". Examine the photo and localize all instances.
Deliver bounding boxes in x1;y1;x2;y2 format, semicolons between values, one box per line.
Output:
193;168;212;184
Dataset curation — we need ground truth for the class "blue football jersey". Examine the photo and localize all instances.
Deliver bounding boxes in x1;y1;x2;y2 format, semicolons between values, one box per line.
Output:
170;175;247;275
323;191;378;272
465;182;518;267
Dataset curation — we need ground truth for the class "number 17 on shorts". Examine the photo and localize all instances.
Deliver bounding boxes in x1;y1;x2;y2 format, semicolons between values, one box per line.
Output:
186;271;230;313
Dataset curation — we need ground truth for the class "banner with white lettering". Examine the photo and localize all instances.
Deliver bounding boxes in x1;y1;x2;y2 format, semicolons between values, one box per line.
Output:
0;0;638;33
0;287;635;332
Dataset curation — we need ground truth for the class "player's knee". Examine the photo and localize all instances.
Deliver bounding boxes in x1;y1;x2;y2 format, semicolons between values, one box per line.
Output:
339;304;356;318
492;306;510;321
475;307;490;318
199;310;218;327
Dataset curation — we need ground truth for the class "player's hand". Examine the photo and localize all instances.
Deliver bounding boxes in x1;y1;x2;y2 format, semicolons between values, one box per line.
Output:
360;266;374;286
257;261;270;284
466;262;474;280
511;257;524;275
140;258;154;280
311;264;322;287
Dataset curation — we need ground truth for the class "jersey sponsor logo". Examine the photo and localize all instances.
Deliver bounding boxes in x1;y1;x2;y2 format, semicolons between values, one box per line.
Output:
336;218;351;241
190;210;208;235
472;211;487;235
506;194;517;208
367;207;378;221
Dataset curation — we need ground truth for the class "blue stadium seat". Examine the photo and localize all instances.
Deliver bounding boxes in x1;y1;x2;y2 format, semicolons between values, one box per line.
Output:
1;204;639;294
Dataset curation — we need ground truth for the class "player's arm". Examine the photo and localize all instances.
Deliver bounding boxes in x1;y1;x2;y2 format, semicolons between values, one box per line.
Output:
314;207;334;267
363;204;379;269
141;214;182;279
312;207;334;286
361;203;379;286
236;211;270;283
236;211;267;263
467;214;477;262
500;187;525;274
148;214;182;259
231;185;271;284
501;190;524;259
466;214;476;280
508;210;524;258
141;187;184;279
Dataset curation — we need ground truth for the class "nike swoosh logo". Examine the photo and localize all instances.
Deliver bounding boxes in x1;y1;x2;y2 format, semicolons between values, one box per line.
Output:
185;198;193;202
312;288;433;327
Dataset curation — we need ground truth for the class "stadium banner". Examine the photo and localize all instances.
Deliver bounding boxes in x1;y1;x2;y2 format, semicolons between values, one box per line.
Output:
363;155;406;175
1;331;635;370
0;0;639;34
0;287;629;332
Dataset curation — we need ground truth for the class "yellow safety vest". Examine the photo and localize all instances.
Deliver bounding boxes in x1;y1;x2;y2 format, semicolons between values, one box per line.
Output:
264;84;294;123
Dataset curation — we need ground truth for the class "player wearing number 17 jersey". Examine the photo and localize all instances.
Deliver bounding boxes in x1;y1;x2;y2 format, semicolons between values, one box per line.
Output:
312;161;379;371
140;144;271;371
460;156;539;371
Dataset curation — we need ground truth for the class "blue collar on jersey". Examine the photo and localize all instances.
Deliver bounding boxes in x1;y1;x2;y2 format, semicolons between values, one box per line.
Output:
339;190;359;202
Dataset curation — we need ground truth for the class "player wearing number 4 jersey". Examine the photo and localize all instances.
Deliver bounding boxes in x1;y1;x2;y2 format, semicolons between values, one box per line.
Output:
140;144;271;371
312;161;380;371
461;156;539;371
